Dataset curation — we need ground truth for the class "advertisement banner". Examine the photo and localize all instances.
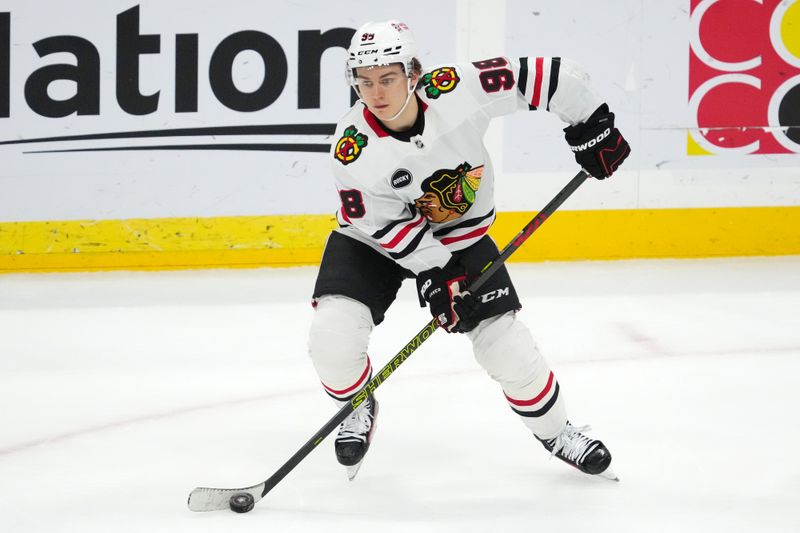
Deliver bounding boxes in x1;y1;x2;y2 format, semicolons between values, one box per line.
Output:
689;0;800;155
0;0;456;221
1;1;798;272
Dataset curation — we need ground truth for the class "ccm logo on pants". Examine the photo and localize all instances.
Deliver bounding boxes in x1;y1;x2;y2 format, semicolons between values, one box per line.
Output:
480;287;509;303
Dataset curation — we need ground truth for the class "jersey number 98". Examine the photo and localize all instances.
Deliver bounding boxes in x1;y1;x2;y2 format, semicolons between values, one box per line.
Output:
472;57;515;93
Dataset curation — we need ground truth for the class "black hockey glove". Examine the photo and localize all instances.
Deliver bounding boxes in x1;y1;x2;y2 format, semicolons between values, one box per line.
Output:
417;257;475;333
451;292;480;333
563;104;631;179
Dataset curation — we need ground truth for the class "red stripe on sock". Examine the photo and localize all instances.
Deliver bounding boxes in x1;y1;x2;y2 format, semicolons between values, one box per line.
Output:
322;358;372;396
505;371;554;406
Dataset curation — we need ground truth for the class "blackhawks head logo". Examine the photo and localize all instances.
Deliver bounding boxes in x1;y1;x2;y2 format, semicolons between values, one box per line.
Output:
422;67;460;99
414;162;484;223
334;125;368;165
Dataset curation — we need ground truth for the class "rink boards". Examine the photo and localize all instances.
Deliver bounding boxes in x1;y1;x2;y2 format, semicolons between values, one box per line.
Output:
2;206;799;272
2;1;799;272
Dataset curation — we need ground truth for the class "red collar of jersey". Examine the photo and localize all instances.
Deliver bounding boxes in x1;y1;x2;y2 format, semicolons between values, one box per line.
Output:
362;96;428;138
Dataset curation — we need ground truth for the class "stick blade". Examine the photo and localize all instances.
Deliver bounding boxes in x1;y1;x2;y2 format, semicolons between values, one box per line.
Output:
187;483;265;512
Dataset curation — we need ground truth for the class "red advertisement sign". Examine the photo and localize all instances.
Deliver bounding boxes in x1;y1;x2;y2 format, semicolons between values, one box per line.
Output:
689;0;800;154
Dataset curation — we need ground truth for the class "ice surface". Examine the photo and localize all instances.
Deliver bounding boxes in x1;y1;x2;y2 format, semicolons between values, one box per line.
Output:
1;257;799;532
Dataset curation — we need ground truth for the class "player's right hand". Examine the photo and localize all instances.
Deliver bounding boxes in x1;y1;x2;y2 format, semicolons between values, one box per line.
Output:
563;104;631;179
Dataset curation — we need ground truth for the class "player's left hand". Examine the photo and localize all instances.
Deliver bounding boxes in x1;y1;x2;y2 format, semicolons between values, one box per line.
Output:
564;104;631;179
417;258;469;333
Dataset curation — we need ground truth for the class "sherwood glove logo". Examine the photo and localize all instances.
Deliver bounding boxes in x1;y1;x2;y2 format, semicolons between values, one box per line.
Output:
0;6;356;154
570;128;611;152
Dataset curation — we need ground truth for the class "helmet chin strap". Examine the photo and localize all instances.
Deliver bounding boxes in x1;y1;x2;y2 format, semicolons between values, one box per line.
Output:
383;79;416;123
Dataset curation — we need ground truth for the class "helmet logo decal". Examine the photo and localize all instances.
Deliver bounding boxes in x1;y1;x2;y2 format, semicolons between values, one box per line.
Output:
347;21;418;75
422;67;461;99
414;162;484;223
334;125;369;165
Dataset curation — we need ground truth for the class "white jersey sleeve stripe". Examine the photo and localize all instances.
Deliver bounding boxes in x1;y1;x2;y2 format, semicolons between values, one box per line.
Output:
545;58;605;125
439;222;491;247
432;209;495;238
371;211;419;239
387;221;432;260
379;213;426;250
517;57;529;101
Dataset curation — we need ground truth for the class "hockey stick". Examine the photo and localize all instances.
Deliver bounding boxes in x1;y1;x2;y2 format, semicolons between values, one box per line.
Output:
187;169;590;512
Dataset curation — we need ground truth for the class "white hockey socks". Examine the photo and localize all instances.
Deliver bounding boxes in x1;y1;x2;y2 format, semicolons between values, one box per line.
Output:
468;311;567;440
308;295;373;403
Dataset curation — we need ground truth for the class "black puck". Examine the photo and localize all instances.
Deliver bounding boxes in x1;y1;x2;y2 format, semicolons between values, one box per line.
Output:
229;492;255;513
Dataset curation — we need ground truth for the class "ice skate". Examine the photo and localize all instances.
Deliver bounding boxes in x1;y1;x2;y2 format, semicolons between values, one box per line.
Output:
538;422;618;481
335;397;379;481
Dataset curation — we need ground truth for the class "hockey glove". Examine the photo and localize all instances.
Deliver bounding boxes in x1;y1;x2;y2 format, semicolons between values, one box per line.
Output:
564;104;631;179
417;257;470;333
451;292;481;333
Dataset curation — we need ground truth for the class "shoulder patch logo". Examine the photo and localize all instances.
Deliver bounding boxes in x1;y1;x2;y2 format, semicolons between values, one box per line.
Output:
334;125;368;165
422;67;460;99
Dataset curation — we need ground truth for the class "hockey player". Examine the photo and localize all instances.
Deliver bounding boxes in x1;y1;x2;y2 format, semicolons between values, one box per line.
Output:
308;20;630;481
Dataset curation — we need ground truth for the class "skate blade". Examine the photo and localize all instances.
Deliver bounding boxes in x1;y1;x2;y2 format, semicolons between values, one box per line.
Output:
596;467;619;482
346;460;364;481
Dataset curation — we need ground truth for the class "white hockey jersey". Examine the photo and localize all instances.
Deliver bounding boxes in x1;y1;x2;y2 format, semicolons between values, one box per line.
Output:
330;56;604;275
